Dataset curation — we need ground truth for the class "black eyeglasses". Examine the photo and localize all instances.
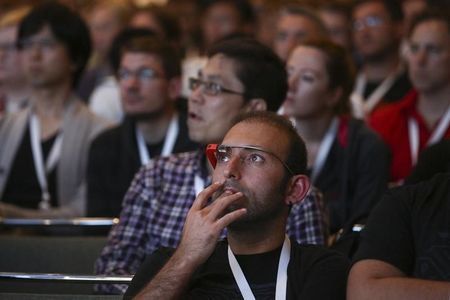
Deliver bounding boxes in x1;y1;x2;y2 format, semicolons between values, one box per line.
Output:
189;77;244;96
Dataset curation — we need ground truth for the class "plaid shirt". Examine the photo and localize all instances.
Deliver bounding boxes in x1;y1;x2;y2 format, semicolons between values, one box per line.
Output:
95;149;328;294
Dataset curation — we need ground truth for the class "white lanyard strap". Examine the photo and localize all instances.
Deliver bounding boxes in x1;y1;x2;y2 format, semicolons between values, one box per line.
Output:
194;175;205;198
310;117;339;184
136;113;179;165
408;105;450;165
228;236;291;300
29;114;63;210
351;70;398;118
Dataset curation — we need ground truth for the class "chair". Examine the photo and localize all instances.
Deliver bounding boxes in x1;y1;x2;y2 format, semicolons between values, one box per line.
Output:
0;235;120;294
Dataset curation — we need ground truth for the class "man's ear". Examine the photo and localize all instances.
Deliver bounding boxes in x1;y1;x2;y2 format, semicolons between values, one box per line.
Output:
285;175;311;205
167;77;182;101
245;98;267;112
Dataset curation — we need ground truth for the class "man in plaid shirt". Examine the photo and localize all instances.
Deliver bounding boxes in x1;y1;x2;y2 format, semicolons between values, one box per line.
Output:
94;38;328;294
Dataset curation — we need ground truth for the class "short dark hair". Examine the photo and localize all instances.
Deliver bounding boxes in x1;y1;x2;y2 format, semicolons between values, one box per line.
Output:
207;38;287;112
278;4;328;36
232;111;307;177
112;28;181;79
132;6;181;43
353;0;403;22
17;2;91;87
200;0;255;25
407;9;450;38
301;39;355;115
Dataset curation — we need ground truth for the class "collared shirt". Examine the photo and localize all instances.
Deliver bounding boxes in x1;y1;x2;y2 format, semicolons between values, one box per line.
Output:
369;90;450;182
94;149;327;294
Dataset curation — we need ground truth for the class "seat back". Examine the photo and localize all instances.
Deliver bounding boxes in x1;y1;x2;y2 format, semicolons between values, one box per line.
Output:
0;236;107;294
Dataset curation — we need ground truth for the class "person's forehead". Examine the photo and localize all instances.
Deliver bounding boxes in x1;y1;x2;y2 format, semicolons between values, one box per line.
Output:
0;26;16;40
28;25;55;39
121;52;163;67
289;46;326;69
354;1;389;18
200;54;242;85
412;20;450;41
222;122;289;158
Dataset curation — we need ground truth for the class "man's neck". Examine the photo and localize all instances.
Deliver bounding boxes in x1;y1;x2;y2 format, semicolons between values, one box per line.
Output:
362;53;400;82
136;106;175;145
418;84;450;129
295;113;335;143
227;218;287;255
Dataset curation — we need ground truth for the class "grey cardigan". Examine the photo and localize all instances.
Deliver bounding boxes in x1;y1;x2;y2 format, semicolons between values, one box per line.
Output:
0;97;110;218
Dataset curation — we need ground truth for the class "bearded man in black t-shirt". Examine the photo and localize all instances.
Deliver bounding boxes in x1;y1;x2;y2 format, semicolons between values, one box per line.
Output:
124;112;349;299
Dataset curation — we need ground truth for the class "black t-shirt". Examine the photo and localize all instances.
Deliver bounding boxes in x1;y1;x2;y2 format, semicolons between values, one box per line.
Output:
353;173;450;280
2;127;58;208
406;140;450;185
363;70;412;106
124;240;350;299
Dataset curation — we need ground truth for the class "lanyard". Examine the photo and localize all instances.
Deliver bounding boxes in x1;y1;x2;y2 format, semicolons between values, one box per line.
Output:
228;236;291;300
194;175;205;197
408;105;450;165
351;69;399;118
29;114;63;210
310;117;339;184
136;113;179;165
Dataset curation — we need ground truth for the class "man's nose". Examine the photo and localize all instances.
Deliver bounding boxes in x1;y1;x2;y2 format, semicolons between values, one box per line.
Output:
223;155;242;180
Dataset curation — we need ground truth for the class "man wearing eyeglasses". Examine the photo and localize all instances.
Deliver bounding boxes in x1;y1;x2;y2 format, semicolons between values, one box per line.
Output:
125;111;349;299
86;31;197;218
350;0;413;119
95;38;328;295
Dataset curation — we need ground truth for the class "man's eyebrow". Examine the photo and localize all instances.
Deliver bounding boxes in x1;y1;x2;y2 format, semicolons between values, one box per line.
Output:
197;70;222;82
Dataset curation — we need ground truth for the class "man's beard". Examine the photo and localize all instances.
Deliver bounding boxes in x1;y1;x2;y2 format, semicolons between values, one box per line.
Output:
212;176;289;232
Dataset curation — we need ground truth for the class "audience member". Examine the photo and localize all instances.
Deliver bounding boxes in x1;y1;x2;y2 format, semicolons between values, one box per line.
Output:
318;2;353;50
89;6;182;124
77;0;131;102
95;38;328;294
181;0;255;98
0;5;31;117
285;38;389;237
273;4;328;62
369;10;450;183
125;111;349;300
351;0;413;119
0;2;109;218
87;32;198;218
348;172;450;299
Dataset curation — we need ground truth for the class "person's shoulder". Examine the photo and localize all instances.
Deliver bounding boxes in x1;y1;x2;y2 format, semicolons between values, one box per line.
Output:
291;242;350;267
370;90;417;126
140;149;201;174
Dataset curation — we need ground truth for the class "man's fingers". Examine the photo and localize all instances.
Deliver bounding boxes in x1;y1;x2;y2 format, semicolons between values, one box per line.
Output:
216;208;247;229
191;182;223;210
208;191;243;220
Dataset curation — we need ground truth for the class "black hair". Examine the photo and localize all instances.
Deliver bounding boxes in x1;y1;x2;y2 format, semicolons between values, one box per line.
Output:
199;0;255;25
353;0;403;22
17;2;91;87
232;111;307;176
110;27;181;79
207;38;287;112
